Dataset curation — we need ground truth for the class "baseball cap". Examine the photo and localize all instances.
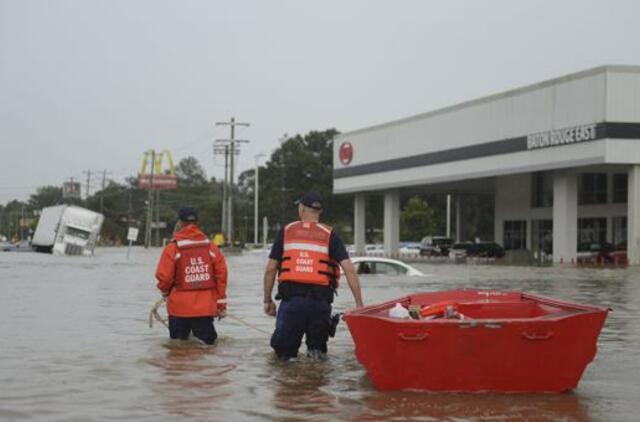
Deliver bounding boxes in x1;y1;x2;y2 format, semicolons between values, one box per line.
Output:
178;207;198;222
295;191;323;210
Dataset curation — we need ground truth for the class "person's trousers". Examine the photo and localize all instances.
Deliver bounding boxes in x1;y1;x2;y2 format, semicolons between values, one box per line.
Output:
270;295;331;359
168;315;217;345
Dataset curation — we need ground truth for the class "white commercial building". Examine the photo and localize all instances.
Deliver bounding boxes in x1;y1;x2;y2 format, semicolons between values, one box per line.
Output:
333;65;640;264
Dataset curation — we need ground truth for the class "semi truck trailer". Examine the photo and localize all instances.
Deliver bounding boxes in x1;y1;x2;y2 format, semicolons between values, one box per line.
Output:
32;205;104;256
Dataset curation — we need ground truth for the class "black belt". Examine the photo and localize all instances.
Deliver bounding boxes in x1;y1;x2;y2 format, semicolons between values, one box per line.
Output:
277;282;334;303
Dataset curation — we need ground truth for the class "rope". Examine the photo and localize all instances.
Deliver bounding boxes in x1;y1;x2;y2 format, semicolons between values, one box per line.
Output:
226;315;272;336
148;297;272;337
149;297;169;329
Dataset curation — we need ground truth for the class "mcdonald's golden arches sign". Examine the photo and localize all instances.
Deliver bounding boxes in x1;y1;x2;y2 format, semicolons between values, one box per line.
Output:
138;149;177;190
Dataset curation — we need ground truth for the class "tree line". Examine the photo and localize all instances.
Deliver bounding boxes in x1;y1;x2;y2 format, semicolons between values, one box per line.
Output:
0;129;494;245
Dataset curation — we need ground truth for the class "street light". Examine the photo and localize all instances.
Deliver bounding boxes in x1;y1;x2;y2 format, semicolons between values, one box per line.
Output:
254;153;266;245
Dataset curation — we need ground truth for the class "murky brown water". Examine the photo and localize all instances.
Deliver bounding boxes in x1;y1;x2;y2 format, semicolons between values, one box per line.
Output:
1;248;638;421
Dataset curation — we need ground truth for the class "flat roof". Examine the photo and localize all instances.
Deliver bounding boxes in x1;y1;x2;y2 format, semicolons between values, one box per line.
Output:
338;65;640;139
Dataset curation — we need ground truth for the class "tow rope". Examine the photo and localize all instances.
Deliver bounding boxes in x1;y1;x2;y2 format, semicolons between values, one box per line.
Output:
149;297;169;329
148;297;271;336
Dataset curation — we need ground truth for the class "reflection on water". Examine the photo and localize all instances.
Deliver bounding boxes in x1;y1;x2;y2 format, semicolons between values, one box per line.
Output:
144;341;234;419
0;248;638;420
359;391;589;421
270;359;335;415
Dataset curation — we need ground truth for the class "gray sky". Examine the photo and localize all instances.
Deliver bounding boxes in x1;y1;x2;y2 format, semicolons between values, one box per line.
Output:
1;0;640;204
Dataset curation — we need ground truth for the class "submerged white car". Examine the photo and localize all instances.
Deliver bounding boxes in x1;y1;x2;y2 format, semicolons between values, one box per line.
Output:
348;257;425;276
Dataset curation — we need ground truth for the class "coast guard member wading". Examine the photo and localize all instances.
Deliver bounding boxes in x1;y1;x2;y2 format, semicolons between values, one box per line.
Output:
155;207;228;344
263;191;363;360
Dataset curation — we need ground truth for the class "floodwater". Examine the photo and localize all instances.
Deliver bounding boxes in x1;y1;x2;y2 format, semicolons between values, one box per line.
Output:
1;248;639;421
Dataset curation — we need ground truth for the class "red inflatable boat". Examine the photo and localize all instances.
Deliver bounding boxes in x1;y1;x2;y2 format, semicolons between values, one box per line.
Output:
343;289;608;392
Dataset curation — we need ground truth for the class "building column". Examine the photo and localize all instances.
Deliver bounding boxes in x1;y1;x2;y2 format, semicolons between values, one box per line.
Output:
354;193;366;255
455;195;461;242
628;165;640;265
552;172;578;263
383;190;400;256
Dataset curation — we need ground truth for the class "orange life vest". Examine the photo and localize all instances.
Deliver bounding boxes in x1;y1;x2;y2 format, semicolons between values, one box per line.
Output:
174;239;217;291
420;301;459;319
278;221;340;287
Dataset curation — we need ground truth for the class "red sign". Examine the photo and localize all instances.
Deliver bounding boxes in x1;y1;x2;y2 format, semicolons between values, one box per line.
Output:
62;182;81;199
138;174;177;190
339;142;353;165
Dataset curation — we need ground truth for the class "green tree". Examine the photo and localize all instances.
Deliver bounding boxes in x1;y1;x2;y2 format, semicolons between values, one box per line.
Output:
28;186;63;209
400;196;437;241
176;156;208;186
239;129;353;241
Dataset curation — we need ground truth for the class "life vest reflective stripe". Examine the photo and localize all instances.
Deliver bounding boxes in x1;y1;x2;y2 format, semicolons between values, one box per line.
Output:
174;239;216;291
283;242;329;255
176;239;211;248
278;221;340;287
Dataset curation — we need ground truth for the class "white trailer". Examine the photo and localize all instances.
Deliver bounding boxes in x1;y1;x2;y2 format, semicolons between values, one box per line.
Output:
32;205;104;256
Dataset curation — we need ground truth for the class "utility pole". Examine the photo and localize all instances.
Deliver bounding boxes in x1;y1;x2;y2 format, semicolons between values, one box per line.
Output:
155;189;160;246
254;153;265;245
145;150;155;248
213;143;230;237
215;117;249;247
99;169;112;215
83;170;92;200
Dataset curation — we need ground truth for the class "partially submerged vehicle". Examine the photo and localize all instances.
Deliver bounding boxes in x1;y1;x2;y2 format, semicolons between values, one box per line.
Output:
398;242;421;256
344;289;608;392
448;242;474;259
32;205;104;256
349;257;425;276
419;236;453;257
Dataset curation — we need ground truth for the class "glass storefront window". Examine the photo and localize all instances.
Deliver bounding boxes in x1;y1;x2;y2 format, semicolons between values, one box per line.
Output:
531;172;553;208
613;174;628;203
579;173;607;205
612;216;627;249
503;220;527;250
577;218;607;251
531;219;553;255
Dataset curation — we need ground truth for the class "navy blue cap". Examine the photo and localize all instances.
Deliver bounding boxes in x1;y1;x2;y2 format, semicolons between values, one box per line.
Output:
295;191;323;210
178;207;198;222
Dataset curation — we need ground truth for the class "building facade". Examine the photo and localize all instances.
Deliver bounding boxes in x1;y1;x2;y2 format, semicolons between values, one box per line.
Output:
333;65;640;264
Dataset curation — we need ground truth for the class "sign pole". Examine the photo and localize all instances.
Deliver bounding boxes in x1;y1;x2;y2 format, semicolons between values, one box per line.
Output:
126;226;139;260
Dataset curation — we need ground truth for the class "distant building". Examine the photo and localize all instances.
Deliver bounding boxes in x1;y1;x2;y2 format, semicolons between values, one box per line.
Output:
334;65;640;264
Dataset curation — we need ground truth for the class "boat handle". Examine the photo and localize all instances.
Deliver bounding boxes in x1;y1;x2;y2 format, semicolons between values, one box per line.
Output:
522;331;554;341
398;332;429;341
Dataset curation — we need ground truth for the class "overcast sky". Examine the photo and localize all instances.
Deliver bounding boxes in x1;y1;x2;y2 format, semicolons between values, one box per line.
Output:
1;0;640;204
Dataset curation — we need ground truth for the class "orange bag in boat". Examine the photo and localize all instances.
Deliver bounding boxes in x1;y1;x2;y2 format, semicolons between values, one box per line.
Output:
420;301;459;318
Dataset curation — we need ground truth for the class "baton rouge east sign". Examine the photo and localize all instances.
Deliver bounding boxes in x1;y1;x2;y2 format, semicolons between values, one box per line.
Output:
527;124;597;150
